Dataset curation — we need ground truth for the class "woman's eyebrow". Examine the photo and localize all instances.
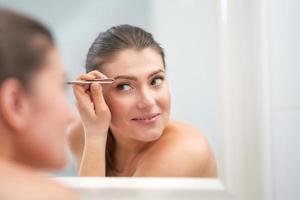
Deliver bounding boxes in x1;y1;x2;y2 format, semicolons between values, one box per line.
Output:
113;69;165;80
113;75;137;81
148;69;165;78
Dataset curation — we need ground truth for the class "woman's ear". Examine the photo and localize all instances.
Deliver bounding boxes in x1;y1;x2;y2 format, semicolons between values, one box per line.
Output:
0;78;30;132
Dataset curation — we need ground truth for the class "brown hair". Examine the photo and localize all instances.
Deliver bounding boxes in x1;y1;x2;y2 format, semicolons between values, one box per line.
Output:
85;24;165;175
0;8;54;88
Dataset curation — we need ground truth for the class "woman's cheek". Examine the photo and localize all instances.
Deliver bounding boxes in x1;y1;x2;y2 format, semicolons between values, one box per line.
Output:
105;94;123;114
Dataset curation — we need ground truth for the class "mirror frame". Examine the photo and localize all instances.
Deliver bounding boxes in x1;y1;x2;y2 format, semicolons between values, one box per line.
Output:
56;0;272;199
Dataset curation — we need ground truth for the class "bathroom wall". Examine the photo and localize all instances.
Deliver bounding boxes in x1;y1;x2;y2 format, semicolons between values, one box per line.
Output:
270;0;300;199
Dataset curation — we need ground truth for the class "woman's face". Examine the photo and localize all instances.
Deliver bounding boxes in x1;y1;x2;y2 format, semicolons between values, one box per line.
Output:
19;48;74;169
101;48;171;142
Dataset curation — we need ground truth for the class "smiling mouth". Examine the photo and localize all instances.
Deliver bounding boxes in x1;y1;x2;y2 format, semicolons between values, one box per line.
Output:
132;113;160;121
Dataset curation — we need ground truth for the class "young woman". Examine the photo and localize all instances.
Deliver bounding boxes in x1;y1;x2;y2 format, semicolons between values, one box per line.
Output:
0;8;77;199
69;25;217;177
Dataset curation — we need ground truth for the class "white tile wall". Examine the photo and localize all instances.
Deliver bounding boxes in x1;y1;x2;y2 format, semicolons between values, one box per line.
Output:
270;0;300;109
271;0;300;199
272;111;300;200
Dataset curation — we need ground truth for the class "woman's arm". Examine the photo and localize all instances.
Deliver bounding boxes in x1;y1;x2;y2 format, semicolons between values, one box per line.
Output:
68;119;108;176
70;71;111;176
79;131;108;176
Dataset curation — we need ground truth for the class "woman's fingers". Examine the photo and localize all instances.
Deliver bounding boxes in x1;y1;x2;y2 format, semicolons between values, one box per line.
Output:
87;70;107;79
71;71;111;135
72;71;109;118
73;74;91;99
82;71;108;115
90;83;107;115
72;74;94;116
77;73;96;80
73;87;94;117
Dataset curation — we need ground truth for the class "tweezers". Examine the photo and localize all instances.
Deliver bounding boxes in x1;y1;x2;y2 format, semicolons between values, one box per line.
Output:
67;78;115;85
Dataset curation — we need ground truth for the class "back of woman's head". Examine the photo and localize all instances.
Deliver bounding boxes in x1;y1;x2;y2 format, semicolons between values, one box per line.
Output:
86;24;165;72
0;8;54;88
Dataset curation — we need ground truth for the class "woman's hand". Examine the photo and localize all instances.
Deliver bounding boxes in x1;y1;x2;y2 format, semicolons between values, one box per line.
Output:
72;70;111;137
71;70;110;176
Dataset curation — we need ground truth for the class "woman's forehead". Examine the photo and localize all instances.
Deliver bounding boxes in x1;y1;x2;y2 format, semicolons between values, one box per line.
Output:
101;48;164;76
102;64;164;79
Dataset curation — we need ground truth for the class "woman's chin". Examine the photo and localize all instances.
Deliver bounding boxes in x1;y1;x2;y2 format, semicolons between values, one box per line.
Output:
141;131;163;142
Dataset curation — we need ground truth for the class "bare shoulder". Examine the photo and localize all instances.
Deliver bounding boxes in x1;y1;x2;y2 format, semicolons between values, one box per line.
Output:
0;160;77;200
157;120;211;157
165;120;208;141
135;120;217;177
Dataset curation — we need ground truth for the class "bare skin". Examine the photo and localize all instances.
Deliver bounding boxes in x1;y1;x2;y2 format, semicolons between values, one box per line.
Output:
69;119;217;177
69;48;217;177
0;159;77;200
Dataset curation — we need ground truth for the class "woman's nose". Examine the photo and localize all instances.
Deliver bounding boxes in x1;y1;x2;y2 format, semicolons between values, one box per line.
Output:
136;88;155;110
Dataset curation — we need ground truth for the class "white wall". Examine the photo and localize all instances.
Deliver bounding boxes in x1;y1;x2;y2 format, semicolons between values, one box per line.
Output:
148;0;219;163
270;0;300;199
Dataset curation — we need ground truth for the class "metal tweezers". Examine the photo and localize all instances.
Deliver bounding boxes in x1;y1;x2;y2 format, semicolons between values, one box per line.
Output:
67;78;115;85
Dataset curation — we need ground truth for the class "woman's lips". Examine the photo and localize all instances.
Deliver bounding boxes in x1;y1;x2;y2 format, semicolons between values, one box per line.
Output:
132;113;160;125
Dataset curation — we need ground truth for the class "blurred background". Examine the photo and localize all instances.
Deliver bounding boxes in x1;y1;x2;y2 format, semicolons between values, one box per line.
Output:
0;0;219;177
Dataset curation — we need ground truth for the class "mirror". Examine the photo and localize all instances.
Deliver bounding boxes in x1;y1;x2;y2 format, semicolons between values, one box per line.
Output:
0;0;219;177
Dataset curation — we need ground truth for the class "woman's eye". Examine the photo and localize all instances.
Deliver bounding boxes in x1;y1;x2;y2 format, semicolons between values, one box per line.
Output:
116;83;132;91
151;77;164;86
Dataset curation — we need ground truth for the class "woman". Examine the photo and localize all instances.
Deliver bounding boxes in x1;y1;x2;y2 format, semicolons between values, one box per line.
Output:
0;8;77;199
69;24;217;177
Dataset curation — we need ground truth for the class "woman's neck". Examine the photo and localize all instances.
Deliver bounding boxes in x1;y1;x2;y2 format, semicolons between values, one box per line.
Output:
111;133;153;175
0;128;15;161
0;125;33;170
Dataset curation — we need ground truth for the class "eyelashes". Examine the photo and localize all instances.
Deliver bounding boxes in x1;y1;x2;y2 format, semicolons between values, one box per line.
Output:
151;76;164;86
116;83;131;91
116;76;165;92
